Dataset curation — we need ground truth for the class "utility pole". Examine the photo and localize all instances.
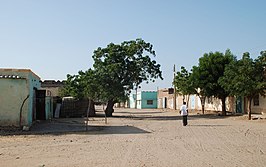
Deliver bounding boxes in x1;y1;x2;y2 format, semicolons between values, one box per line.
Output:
135;86;137;109
173;64;177;110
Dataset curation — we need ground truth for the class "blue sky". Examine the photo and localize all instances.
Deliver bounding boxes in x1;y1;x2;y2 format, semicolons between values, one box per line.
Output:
1;0;266;90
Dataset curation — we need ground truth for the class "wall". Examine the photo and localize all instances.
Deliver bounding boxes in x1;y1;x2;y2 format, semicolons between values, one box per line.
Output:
157;88;174;109
249;95;266;114
129;93;136;108
0;69;41;127
41;80;64;97
136;91;142;109
27;72;41;126
0;78;28;126
45;96;53;120
157;88;183;110
140;91;157;109
157;88;238;113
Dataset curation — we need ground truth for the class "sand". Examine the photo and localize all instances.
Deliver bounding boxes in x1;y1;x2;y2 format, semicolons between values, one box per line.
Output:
1;108;266;167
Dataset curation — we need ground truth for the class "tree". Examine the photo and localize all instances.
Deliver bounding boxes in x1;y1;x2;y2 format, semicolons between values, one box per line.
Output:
59;74;83;98
191;49;234;115
60;69;98;116
173;66;196;106
190;65;207;114
219;51;266;120
92;38;163;116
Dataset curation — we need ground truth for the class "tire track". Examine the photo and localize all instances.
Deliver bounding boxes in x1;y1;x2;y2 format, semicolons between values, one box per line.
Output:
173;125;225;166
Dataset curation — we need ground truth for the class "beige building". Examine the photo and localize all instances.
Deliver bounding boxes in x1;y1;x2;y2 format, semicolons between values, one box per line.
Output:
157;88;265;115
41;80;64;97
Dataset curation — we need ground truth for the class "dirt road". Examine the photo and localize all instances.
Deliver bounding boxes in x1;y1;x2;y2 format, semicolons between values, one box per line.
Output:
1;108;266;167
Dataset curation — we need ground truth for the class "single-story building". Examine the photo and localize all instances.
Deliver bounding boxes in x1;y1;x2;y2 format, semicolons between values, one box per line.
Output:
129;91;158;109
157;88;266;115
41;80;64;97
0;68;52;128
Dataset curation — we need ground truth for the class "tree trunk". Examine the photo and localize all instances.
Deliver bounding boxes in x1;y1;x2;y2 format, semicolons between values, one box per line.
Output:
201;104;205;115
105;100;115;117
221;97;226;116
200;96;206;114
88;99;96;116
248;97;252;120
135;87;138;109
186;95;190;107
86;100;91;131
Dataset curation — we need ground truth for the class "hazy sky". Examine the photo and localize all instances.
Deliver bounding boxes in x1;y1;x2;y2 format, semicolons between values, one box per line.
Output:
1;0;266;90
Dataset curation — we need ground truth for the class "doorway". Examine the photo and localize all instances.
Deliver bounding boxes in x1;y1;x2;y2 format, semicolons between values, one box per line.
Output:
36;90;46;120
163;97;167;108
236;96;243;113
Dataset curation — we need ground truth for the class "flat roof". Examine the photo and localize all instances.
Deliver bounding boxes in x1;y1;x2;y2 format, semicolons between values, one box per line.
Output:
0;68;41;80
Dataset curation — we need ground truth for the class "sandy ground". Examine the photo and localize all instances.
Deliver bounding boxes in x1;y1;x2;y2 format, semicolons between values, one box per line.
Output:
1;108;266;167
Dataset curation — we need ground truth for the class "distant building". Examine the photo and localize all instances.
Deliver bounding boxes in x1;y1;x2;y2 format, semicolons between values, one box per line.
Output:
41;80;64;97
0;69;52;127
158;88;178;109
157;87;266;115
129;91;158;109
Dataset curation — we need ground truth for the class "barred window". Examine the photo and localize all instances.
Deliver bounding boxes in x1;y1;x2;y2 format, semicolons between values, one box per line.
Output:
147;100;153;105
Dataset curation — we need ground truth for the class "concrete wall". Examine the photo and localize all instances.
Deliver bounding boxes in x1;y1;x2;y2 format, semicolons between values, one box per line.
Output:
0;69;41;127
247;95;266;114
45;96;53;120
158;88;173;109
157;88;183;109
129;93;136;108
27;72;41;126
128;91;158;109
157;88;238;113
139;91;157;109
158;87;266;115
41;80;64;97
0;78;28;126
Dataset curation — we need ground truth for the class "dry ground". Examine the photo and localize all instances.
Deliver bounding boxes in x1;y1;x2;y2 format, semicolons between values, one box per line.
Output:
0;108;266;167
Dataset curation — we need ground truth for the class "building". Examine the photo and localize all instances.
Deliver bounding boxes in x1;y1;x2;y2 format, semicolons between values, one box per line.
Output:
0;69;52;128
157;88;186;110
157;88;266;115
129;91;158;109
41;80;64;97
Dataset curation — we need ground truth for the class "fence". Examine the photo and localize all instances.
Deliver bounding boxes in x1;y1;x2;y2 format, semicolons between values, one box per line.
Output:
60;98;88;118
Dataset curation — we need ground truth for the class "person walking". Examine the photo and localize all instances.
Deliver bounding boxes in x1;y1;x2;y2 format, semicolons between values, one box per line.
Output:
180;102;188;126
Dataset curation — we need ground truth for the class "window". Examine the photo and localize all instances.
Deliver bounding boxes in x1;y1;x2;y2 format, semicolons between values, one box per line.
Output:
253;94;259;106
168;88;174;94
147;100;153;105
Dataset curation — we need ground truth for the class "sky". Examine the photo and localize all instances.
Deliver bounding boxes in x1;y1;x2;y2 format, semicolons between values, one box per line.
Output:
1;0;266;90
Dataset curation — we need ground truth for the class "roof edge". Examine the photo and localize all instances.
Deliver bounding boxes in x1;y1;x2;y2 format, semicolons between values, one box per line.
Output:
0;68;41;80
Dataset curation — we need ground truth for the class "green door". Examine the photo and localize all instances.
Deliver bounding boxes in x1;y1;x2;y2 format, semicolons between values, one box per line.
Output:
236;96;243;113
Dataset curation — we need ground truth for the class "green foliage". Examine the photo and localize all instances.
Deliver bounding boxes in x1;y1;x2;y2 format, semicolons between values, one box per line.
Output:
92;38;163;103
190;49;235;115
59;74;82;98
219;51;266;98
59;69;100;100
191;49;234;97
61;38;163;116
197;49;235;98
174;66;196;96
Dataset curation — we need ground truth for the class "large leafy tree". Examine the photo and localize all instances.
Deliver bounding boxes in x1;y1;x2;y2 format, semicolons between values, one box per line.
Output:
92;38;163;116
191;49;234;115
219;51;266;120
